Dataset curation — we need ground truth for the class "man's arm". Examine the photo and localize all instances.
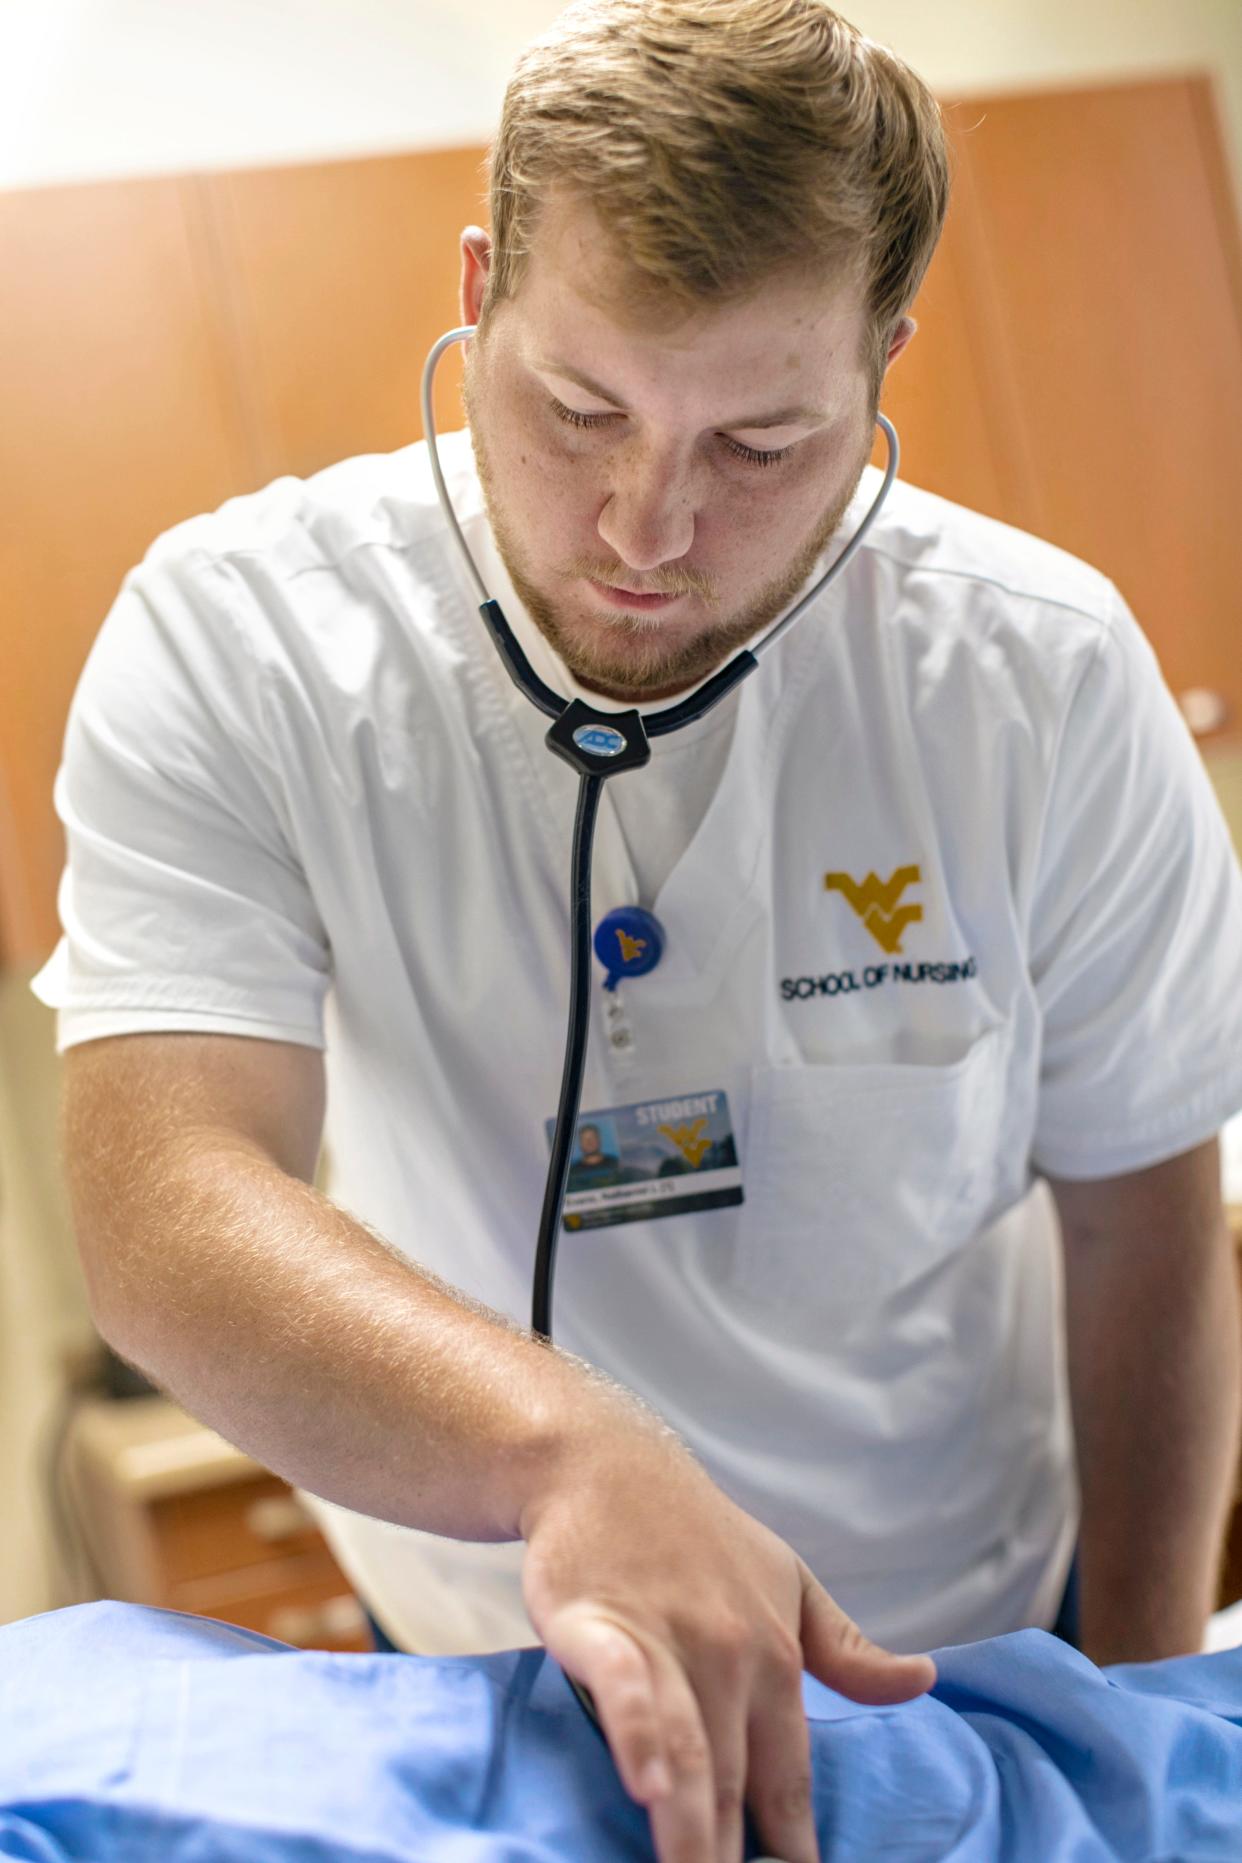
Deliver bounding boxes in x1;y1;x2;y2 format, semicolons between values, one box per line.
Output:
1048;1134;1241;1665
62;1028;931;1863
61;1030;592;1539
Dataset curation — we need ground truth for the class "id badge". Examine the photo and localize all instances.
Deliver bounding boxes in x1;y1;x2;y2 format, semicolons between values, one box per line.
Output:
546;1088;743;1232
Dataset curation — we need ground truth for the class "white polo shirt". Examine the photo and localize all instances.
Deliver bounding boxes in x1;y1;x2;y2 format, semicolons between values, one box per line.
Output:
31;428;1242;1655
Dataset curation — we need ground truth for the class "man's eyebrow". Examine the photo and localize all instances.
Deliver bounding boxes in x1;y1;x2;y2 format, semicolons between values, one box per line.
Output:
533;357;831;429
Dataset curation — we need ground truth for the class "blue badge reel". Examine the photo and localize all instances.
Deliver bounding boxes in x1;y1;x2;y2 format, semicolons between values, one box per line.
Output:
593;906;665;992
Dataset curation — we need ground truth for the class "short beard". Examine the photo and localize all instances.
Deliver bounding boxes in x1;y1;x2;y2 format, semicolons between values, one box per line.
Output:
462;367;875;703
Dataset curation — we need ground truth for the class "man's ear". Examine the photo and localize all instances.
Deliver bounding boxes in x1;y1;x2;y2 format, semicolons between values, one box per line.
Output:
886;315;917;369
460;225;493;327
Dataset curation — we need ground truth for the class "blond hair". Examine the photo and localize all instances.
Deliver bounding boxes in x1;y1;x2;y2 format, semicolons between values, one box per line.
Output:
481;0;951;409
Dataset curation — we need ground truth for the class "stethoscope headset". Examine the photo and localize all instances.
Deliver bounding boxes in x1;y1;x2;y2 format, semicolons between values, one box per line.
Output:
419;324;900;1779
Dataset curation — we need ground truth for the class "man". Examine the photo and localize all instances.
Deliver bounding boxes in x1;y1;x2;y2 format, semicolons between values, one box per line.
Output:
567;1123;622;1189
34;4;1242;1862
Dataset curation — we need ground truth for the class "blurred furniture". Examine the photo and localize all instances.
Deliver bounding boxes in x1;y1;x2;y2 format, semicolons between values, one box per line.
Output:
0;963;95;1624
62;1392;370;1650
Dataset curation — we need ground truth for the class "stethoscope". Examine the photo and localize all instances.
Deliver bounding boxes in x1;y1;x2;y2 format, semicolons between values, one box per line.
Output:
420;324;899;1774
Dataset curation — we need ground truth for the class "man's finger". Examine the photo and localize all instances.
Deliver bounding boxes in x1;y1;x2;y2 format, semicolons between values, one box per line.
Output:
543;1609;670;1806
799;1569;937;1705
636;1634;720;1863
743;1633;821;1863
544;1604;726;1863
689;1627;753;1863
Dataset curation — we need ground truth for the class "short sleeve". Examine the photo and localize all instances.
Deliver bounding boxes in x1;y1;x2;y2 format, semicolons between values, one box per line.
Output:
29;550;332;1057
1028;585;1242;1179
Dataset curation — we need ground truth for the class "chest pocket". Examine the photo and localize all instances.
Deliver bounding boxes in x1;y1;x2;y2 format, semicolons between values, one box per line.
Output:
734;1024;1011;1326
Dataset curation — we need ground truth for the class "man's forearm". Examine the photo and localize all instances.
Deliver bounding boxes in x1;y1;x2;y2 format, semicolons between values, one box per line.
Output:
1063;1192;1241;1665
87;1136;652;1541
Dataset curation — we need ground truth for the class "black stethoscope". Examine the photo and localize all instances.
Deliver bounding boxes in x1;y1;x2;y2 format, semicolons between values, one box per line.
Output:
420;324;899;1760
422;323;900;1343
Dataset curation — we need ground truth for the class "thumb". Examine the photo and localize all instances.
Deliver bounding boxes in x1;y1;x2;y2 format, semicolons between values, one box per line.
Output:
798;1566;937;1705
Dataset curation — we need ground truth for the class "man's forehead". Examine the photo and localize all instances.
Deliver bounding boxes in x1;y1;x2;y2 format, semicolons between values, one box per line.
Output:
524;188;860;320
511;189;866;396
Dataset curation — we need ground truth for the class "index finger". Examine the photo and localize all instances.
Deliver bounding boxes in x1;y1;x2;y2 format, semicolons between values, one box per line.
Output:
547;1613;687;1802
548;1611;718;1859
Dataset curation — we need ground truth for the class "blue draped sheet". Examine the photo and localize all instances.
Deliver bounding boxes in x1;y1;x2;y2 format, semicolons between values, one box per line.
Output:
3;1601;1242;1859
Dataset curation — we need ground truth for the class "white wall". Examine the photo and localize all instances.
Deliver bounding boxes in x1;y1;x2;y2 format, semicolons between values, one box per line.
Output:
1;0;1239;194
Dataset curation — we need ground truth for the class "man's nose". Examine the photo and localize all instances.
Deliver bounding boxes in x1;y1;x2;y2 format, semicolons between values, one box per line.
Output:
595;452;696;574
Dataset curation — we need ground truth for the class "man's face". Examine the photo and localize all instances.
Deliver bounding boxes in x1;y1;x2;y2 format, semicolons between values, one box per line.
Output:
459;191;909;704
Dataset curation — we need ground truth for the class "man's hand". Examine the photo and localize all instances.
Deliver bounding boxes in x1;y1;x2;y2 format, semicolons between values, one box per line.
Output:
519;1395;935;1863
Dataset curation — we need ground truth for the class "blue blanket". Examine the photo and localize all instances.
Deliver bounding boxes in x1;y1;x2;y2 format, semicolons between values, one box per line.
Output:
3;1601;1242;1859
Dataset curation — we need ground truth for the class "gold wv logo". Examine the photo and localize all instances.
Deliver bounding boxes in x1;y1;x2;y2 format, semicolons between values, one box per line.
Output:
824;865;922;954
657;1118;712;1168
616;929;647;962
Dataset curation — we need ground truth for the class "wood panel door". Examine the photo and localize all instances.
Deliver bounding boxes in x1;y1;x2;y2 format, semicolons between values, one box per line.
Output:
878;74;1242;736
0;151;485;968
0;176;259;964
197;146;484;484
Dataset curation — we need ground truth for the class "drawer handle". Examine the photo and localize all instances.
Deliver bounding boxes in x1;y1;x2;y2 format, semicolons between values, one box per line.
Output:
244;1494;312;1542
267;1595;367;1647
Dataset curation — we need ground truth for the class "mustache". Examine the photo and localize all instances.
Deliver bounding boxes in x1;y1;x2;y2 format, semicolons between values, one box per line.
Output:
563;555;719;604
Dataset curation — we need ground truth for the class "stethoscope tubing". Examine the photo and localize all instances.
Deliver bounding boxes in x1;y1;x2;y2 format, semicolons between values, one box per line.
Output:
532;769;604;1339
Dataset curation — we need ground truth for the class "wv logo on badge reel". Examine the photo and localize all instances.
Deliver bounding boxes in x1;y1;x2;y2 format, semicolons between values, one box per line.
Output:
824;865;922;954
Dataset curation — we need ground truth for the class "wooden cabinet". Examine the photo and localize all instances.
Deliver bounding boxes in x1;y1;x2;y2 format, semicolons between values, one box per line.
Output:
875;74;1242;740
64;1393;372;1651
0;147;477;968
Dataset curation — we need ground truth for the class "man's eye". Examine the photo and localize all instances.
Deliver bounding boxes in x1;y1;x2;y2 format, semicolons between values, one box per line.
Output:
549;396;615;430
721;436;795;469
549;395;794;469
